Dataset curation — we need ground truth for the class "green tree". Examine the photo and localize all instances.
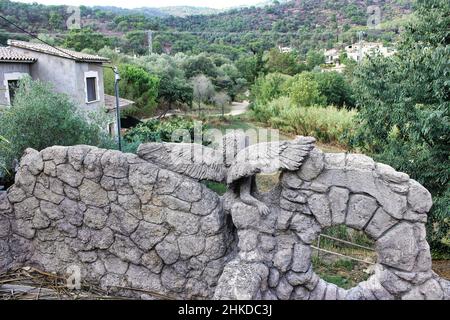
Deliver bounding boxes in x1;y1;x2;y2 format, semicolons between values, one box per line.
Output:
288;72;326;107
314;72;355;108
158;75;193;116
0;78;112;176
123;31;148;55
306;50;325;70
265;48;304;76
63;28;110;52
236;54;262;84
104;64;159;118
212;92;231;117
137;54;194;115
352;0;450;255
251;72;292;106
48;11;63;30
192;74;215;114
182;53;218;79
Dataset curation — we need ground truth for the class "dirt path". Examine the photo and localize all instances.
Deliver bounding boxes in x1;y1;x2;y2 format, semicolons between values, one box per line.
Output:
226;100;250;116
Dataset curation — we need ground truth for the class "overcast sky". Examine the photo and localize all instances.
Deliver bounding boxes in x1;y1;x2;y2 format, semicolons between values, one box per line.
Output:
14;0;265;9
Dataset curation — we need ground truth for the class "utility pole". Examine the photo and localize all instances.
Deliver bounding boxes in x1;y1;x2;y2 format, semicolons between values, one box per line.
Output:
114;66;122;151
148;30;153;55
357;31;364;63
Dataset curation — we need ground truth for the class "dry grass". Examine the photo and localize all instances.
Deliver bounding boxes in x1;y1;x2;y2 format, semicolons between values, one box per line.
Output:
0;267;122;300
432;261;450;280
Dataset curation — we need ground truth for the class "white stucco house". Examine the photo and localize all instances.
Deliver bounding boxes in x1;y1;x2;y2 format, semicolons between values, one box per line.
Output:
0;40;134;135
278;45;293;54
345;41;397;62
324;48;340;65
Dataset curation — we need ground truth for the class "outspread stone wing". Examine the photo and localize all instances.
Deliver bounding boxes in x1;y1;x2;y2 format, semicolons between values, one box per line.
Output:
138;143;227;182
226;136;316;185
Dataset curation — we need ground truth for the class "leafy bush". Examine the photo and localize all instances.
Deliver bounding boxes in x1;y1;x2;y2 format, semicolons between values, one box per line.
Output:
252;96;291;123
269;104;357;145
124;117;206;145
104;64;160;118
287;72;326;107
0;78;113;177
264;48;305;76
314;72;355;108
250;73;292;106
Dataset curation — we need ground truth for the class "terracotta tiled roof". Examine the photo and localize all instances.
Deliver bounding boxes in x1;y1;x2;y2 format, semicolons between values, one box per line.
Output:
0;47;36;63
7;40;109;63
104;94;135;112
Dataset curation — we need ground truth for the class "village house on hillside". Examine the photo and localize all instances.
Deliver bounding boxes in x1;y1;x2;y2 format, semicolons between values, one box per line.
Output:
323;42;397;73
0;40;134;135
323;48;345;73
345;41;396;62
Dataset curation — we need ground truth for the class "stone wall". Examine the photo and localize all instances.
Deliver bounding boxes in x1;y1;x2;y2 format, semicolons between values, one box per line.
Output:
214;149;450;300
0;146;235;299
0;145;448;300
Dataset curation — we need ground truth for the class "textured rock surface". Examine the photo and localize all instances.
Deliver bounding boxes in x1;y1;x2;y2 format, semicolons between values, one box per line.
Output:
214;152;448;301
0;146;235;299
0;145;447;300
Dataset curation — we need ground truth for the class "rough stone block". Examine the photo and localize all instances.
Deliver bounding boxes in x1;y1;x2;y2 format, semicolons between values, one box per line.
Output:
57;163;84;187
346;194;378;230
308;193;331;228
79;179;109;207
291;243;311;273
131;221;169;251
408;180;433;214
297;149;325;181
346;154;375;170
329;186;349;225
365;208;398;240
290;214;322;244
377;223;419;272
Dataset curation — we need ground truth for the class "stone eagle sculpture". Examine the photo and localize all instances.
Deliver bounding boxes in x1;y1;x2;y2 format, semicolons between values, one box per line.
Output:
138;133;316;216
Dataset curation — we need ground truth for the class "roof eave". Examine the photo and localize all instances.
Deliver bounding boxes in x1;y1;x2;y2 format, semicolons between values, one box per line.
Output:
75;59;110;64
8;41;109;64
0;59;36;63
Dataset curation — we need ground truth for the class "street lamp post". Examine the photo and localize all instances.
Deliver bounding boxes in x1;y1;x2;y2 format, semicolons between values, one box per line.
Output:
114;66;122;151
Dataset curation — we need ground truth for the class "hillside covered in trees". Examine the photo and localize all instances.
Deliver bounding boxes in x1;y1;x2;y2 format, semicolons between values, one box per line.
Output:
0;0;413;56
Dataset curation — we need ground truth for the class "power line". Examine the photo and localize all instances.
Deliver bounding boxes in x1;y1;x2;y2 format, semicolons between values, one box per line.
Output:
0;15;115;70
0;14;79;60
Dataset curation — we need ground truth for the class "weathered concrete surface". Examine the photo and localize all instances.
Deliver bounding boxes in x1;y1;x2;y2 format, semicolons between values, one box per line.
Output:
0;146;448;300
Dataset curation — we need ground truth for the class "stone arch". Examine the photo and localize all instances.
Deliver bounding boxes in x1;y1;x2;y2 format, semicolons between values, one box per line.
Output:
0;145;448;300
214;149;449;300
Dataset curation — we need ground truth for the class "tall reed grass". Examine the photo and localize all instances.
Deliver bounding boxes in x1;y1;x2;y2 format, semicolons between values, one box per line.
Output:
252;96;357;146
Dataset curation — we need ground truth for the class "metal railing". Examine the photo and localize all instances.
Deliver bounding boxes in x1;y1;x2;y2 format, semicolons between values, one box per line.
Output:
314;234;376;265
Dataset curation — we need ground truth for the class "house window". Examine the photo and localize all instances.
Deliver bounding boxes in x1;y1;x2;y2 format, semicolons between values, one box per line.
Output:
86;77;97;102
7;80;19;104
84;71;99;104
4;72;27;106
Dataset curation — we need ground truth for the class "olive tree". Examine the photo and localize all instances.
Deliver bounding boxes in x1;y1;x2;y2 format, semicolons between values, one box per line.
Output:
212;92;231;117
191;74;215;114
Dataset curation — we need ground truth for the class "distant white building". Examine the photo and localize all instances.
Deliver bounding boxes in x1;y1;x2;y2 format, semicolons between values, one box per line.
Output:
278;45;293;54
345;41;396;62
324;48;340;64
